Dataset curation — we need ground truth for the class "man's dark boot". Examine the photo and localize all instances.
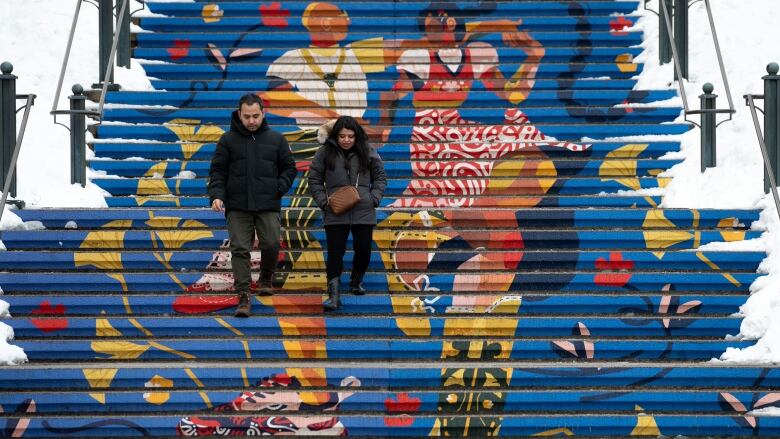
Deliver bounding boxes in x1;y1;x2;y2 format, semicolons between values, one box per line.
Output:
258;270;274;296
349;272;366;295
235;292;251;318
323;277;340;311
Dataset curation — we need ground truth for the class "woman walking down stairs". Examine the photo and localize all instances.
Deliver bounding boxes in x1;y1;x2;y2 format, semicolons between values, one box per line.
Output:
0;1;777;437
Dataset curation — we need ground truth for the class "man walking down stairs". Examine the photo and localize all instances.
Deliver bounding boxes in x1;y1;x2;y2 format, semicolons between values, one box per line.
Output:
0;0;778;437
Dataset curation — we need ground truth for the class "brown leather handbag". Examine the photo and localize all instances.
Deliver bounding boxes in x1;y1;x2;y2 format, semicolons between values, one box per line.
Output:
327;173;360;215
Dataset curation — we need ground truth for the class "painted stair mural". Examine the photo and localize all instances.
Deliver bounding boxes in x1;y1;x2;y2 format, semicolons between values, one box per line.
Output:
1;0;778;436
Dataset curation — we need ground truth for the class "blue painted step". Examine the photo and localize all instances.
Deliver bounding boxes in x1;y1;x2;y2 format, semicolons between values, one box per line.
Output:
143;1;641;17
103;88;674;107
2;228;756;250
88;159;682;178
149;78;645;91
2;365;776;390
0;271;760;293
3;389;772;414
16;338;755;361
90;177;671;196
0;249;761;272
3;293;749;316
94;123;692;141
104;194;666;208
7;414;780;438
101;107;681;125
133;46;644;64
90;141;683;160
10;315;743;339
136;61;643;80
15;207;757;229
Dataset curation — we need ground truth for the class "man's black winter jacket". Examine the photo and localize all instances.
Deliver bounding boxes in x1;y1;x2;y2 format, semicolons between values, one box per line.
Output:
208;110;297;212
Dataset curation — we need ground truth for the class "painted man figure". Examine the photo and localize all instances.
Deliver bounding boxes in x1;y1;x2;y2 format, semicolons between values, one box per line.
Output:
208;94;297;317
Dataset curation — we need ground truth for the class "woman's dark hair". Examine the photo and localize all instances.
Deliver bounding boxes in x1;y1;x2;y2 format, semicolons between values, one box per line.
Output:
324;116;370;172
417;2;497;43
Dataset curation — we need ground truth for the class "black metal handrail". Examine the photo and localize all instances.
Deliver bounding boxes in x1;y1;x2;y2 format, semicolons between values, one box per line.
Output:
50;0;130;123
745;94;780;223
0;94;36;226
650;0;736;127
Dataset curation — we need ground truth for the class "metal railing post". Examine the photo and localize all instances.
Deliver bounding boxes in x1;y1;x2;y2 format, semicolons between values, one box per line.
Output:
700;83;717;172
95;0;118;90
659;0;673;64
0;62;17;198
765;62;780;194
673;0;689;79
69;84;87;187
116;0;131;68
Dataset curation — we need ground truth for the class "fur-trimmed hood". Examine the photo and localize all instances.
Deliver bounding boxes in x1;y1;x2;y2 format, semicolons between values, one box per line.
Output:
317;119;337;144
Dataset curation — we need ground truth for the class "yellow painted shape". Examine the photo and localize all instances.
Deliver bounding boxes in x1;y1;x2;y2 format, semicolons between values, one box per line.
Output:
600;159;637;178
282;273;327;291
181;143;206;160
292;248;326;270
616;53;638;73
395;317;431;336
490;296;522;314
657;177;672;188
137;179;171;196
443;369;466;387
283;341;327;359
143;162;169;178
286;367;327;387
101;219;133;229
721;230;747;242
642;230;693;249
391;296;422;314
643;209;674;229
79;231;126;250
652;251;666;260
135;196;181;207
537;177;556;193
717;217;740;228
443;318;518;337
532;428;575;436
89;393;106;404
91;340;150;360
350;37;386;73
145;216;181;229
442;341;513;360
83;368;118;389
96;318;122;337
153;229;213;249
201;4;223;23
607;144;649;159
144;375;174;405
631;405;661;436
147;341;196;359
74;252;123;271
167;119;224;143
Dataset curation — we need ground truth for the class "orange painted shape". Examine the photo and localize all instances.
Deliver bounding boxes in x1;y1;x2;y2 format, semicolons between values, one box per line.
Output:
278;317;327;336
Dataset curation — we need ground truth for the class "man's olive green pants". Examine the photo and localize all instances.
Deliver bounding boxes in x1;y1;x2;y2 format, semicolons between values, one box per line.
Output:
226;210;280;293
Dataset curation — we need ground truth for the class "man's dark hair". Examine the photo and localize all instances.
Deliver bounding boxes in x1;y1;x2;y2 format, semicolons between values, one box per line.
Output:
238;93;264;110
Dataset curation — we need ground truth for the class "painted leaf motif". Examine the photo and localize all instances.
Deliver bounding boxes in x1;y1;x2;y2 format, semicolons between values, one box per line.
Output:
92;340;150;360
718;392;757;429
755;393;780;410
4;399;35;438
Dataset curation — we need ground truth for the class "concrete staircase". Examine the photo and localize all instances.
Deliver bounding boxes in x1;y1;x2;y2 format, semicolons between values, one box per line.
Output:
1;0;778;436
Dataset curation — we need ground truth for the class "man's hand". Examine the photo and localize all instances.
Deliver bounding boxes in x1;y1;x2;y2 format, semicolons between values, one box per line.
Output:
211;199;225;212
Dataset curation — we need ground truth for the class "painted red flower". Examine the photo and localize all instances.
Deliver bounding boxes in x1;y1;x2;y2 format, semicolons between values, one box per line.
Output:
609;16;633;35
167;39;191;61
30;300;68;333
259;2;290;28
384;393;420;427
594;251;634;287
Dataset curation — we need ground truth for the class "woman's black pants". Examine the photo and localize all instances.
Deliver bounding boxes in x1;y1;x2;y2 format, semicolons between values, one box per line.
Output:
324;224;374;280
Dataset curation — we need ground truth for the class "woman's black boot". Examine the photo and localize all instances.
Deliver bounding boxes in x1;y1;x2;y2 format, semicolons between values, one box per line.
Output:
323;277;341;311
349;272;366;295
